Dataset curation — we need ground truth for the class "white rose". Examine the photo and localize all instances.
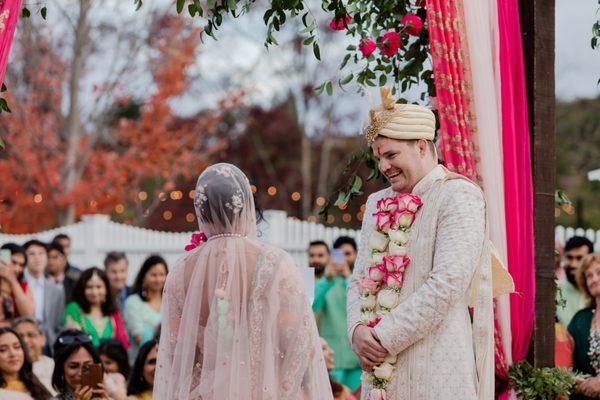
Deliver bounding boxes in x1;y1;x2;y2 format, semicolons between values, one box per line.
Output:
384;354;397;364
369;231;389;252
388;229;409;245
388;242;407;257
360;310;377;325
373;362;394;380
371;251;385;265
361;371;375;386
377;288;400;310
361;293;377;309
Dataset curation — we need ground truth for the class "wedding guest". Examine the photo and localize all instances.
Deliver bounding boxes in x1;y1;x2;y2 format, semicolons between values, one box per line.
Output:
0;244;35;326
51;234;81;277
46;243;77;302
51;330;126;400
557;236;594;326
126;340;158;400
308;241;330;280
313;248;361;392
23;240;64;353
123;256;167;357
99;339;130;379
333;236;358;272
321;338;356;400
63;268;129;350
568;253;600;399
12;318;55;395
0;327;51;400
104;252;131;311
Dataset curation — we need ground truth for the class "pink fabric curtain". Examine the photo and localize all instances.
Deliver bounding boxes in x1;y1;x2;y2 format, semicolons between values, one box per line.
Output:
426;0;477;182
0;0;22;86
497;0;535;363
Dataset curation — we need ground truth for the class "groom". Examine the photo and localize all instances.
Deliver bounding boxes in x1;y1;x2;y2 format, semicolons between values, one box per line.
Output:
346;88;494;399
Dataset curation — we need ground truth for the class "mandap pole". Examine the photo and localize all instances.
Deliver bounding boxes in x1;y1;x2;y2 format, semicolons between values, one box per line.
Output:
519;0;556;367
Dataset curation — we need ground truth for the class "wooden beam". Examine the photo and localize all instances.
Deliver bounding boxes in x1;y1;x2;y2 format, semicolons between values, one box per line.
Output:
519;0;556;368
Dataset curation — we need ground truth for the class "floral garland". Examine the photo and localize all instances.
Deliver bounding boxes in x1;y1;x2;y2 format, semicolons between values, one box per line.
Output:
185;232;207;251
358;193;423;400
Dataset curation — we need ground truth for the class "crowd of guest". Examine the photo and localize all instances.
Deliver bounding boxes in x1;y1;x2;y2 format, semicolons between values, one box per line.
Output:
0;234;167;399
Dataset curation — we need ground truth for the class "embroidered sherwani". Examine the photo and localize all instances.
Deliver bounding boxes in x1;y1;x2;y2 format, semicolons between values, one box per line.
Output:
347;165;494;400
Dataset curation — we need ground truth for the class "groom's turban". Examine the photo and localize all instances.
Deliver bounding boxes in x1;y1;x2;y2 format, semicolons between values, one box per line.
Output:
365;87;436;144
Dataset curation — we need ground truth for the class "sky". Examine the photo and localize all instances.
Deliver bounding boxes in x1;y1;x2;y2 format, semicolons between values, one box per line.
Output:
555;0;600;100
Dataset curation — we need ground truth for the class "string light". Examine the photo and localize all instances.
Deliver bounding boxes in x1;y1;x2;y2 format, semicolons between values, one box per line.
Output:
188;190;195;199
115;204;125;214
158;192;167;202
33;194;43;203
327;215;335;224
316;197;326;206
170;191;183;200
89;200;98;208
307;216;317;223
163;211;173;220
185;213;195;222
342;213;352;223
357;212;364;222
267;186;277;196
250;185;257;194
338;202;348;210
360;204;366;212
138;191;148;201
291;192;301;201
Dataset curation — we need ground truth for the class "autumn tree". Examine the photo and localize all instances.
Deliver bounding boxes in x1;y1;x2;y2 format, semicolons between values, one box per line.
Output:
0;3;240;233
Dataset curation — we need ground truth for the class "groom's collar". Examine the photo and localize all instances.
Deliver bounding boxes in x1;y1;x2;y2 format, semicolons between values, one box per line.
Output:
410;164;447;197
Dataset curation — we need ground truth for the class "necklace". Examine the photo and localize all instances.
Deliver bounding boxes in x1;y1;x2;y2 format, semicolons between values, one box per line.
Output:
208;233;247;240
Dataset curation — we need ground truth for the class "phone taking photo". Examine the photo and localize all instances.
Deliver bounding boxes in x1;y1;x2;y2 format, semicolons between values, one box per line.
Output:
81;363;103;397
331;248;345;265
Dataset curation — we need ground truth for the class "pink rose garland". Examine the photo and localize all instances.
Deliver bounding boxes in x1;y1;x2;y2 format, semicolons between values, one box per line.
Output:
358;193;422;396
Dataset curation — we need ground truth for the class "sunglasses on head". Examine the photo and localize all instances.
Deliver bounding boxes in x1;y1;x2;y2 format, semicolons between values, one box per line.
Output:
57;332;93;345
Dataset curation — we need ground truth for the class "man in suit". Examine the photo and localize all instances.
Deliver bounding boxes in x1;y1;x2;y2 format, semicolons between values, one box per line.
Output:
52;233;82;279
104;251;131;311
46;242;77;302
23;240;65;353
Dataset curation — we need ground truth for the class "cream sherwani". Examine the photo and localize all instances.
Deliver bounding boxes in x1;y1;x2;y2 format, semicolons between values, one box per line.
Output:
347;165;494;400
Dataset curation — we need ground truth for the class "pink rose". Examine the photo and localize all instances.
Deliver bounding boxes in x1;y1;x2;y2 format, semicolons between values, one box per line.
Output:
383;255;409;273
395;193;422;212
384;272;404;288
368;264;386;282
367;316;381;328
402;14;423;36
379;31;400;57
359;38;377;57
376;197;397;212
369;388;387;400
358;278;381;295
185;232;208;251
329;15;352;31
373;211;393;233
391;210;415;230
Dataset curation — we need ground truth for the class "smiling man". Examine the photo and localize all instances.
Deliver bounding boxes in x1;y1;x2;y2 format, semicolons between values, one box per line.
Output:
346;88;494;400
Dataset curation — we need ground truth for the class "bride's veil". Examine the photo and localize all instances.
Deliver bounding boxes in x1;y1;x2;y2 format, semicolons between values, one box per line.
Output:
154;163;332;400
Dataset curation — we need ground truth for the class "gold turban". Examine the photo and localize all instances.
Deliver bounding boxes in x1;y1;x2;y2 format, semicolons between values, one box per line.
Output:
365;87;436;144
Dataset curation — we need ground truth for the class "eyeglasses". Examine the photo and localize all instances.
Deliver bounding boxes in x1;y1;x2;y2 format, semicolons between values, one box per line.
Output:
57;332;93;345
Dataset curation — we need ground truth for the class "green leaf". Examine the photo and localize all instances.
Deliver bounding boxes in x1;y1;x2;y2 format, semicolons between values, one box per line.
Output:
352;175;362;192
176;0;185;13
0;138;4;149
313;42;321;60
227;0;236;11
0;98;11;113
134;0;143;11
263;9;274;24
346;45;357;51
41;7;47;19
21;8;30;18
188;4;196;16
303;36;315;46
326;81;333;96
314;82;326;95
379;74;387;86
339;73;354;86
340;53;351;69
1;84;6;92
334;191;346;206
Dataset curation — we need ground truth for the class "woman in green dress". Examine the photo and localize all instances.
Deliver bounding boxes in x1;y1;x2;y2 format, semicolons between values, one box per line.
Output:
568;253;600;400
63;268;129;350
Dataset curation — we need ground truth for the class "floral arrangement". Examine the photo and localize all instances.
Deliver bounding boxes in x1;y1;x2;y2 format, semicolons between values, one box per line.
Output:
358;193;422;399
185;232;207;251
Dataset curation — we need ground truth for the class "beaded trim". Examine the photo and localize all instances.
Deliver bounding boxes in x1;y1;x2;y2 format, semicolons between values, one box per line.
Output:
208;233;247;241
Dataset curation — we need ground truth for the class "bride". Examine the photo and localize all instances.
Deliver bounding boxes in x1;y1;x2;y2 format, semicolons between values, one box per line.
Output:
153;163;332;399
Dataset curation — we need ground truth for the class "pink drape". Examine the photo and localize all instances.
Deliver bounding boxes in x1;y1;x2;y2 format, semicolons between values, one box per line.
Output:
0;0;22;86
426;0;477;181
497;0;535;363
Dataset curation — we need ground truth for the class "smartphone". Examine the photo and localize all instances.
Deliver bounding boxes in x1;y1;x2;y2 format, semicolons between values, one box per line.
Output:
331;248;345;265
81;363;103;395
0;249;10;265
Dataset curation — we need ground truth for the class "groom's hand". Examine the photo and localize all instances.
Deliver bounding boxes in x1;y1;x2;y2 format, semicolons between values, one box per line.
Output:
352;325;388;370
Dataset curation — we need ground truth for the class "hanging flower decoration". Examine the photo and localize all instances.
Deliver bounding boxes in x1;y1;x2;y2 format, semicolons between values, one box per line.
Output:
358;193;422;397
329;15;352;31
402;14;423;36
184;232;208;251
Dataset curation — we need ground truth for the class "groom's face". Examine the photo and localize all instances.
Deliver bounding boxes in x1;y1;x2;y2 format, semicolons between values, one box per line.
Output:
372;137;426;193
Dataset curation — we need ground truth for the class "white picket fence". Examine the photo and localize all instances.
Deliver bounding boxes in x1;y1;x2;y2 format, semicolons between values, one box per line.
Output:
0;211;359;299
554;225;600;251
